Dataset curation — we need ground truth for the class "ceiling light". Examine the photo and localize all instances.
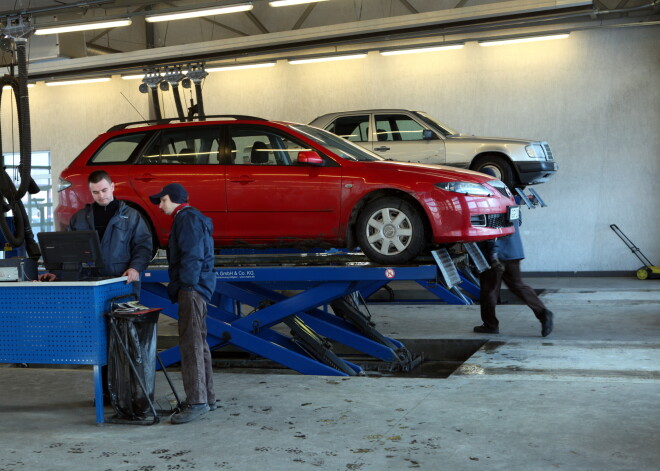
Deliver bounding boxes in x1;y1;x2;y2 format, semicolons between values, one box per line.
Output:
380;43;464;56
34;18;132;35
289;53;366;64
269;0;329;6
46;77;111;87
145;3;253;23
479;33;570;47
121;72;163;80
206;62;276;72
121;74;148;80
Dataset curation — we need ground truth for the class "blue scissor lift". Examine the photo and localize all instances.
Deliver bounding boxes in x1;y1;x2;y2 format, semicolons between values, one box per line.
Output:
141;245;485;377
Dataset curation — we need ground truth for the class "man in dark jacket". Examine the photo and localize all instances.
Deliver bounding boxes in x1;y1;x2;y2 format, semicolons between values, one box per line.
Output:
40;170;152;294
150;183;216;425
474;169;553;337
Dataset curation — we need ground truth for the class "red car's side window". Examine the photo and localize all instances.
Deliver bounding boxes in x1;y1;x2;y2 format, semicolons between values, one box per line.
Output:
229;126;321;167
89;133;147;165
138;127;222;165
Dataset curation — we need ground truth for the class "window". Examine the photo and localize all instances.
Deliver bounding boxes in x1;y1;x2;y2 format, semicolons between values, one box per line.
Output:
229;126;315;166
140;127;222;165
326;115;370;142
375;114;426;141
3;151;53;236
90;133;147;164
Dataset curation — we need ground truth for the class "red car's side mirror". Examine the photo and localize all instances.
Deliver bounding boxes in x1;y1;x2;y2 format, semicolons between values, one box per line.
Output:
297;150;324;165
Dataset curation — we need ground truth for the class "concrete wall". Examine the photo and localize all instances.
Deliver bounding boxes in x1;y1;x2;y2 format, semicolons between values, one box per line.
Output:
2;25;658;272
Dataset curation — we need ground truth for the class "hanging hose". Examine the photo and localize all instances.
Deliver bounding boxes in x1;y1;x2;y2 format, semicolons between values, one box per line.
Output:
15;38;31;200
171;82;185;121
150;87;162;121
193;80;205;120
0;37;41;259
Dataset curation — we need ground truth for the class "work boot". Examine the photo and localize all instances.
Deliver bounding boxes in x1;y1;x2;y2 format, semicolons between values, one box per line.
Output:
473;324;499;334
171;403;209;424
541;310;554;337
182;399;218;411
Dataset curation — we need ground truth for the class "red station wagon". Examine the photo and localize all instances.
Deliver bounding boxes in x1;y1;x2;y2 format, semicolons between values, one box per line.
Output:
55;116;517;264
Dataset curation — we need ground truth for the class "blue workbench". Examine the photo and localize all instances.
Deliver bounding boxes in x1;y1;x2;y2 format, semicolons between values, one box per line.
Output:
0;277;132;423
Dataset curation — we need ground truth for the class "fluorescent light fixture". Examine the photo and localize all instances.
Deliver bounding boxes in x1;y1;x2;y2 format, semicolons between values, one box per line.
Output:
269;0;329;6
380;43;464;56
46;77;111;87
289;53;366;64
121;74;148;80
121;72;163;80
145;3;253;23
479;33;570;47
206;62;276;72
34;18;132;35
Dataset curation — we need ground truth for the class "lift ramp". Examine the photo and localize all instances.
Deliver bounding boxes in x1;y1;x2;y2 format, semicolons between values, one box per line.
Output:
142;264;458;376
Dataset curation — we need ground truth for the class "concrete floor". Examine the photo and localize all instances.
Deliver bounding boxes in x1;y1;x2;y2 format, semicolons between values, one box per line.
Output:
1;276;659;471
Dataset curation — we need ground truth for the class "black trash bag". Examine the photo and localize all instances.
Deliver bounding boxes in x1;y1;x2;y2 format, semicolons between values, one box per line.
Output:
107;309;160;420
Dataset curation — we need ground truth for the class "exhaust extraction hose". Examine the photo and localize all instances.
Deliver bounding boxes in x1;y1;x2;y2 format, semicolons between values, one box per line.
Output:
0;37;41;258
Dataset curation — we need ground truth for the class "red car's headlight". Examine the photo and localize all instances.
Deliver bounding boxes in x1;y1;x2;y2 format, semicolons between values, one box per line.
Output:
57;177;72;192
435;181;492;197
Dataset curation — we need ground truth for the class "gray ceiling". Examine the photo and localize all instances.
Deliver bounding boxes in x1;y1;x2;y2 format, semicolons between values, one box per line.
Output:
1;0;658;79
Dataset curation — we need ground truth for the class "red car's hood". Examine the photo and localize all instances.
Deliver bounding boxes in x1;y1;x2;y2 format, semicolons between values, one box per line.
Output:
361;160;491;182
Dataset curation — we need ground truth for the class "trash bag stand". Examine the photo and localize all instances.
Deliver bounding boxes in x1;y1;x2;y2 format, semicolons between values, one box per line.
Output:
105;295;182;425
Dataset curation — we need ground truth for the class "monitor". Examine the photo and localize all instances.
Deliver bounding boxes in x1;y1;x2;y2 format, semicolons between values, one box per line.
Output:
37;230;105;281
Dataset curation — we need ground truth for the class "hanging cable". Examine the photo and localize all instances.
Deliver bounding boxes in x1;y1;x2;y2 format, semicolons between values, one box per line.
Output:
0;17;41;259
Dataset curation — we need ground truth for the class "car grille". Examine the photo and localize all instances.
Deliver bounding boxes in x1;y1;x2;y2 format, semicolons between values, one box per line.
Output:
471;213;512;228
487;180;512;198
543;143;553;161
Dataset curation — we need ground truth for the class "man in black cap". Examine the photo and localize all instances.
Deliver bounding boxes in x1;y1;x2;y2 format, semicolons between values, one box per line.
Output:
150;183;216;424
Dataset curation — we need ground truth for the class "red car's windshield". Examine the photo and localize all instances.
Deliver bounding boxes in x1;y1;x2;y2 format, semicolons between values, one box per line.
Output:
291;124;383;162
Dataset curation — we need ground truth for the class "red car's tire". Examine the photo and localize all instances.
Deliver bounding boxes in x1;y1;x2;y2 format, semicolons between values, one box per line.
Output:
356;197;425;265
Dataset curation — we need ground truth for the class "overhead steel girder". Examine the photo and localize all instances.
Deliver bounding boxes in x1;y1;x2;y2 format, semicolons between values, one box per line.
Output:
26;0;593;79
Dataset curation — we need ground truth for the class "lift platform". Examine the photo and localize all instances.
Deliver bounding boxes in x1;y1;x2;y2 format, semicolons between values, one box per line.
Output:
140;261;478;376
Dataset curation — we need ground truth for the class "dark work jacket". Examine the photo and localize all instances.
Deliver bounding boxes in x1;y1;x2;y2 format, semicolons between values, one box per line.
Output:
68;200;153;287
479;197;525;262
495;219;525;261
166;206;216;303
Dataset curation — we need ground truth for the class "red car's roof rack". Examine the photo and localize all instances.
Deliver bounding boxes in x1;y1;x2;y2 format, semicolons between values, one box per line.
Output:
107;115;266;132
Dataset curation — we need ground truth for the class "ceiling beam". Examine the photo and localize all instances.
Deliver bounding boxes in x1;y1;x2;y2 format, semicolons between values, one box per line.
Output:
245;10;269;34
398;0;418;14
27;0;597;78
293;3;317;30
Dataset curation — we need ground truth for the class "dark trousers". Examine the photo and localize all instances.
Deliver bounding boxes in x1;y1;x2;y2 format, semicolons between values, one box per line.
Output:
479;259;547;329
177;289;215;405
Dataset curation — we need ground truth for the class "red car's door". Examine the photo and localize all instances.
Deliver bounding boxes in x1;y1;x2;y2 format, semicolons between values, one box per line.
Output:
128;126;227;243
224;125;342;244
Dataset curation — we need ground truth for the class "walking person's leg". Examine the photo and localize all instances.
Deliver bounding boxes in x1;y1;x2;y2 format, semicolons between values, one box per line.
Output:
501;260;553;336
476;267;503;333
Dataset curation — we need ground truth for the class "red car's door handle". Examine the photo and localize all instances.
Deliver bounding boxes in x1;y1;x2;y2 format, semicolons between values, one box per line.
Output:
229;175;255;183
135;173;155;182
374;146;390;152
